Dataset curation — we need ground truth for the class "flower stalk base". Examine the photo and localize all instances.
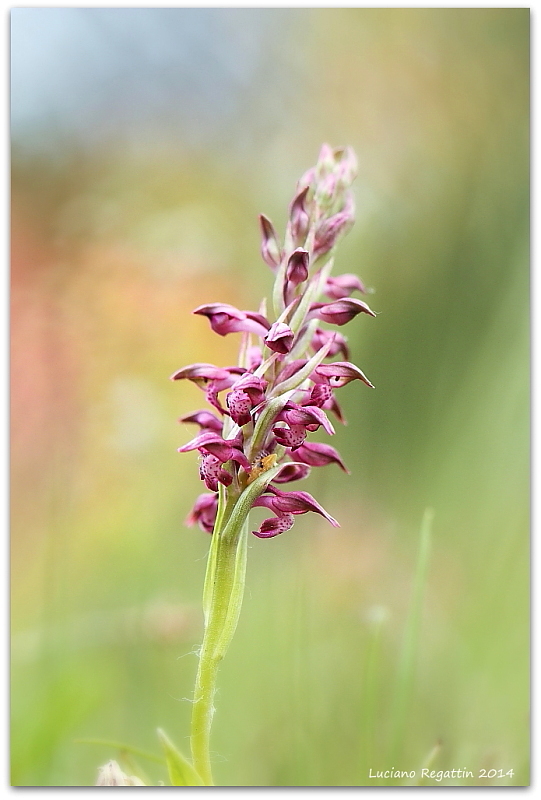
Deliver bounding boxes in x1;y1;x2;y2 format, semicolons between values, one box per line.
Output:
190;488;249;786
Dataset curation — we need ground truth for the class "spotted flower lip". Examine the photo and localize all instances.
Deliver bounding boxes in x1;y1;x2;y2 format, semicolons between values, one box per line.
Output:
251;512;295;538
272;425;307;451
316;361;375;389
226;389;253;426
308;297;376;325
271;402;335;452
226;374;267;426
193;303;271;338
199;454;234;492
178;430;252;491
303;383;346;424
231;373;268;397
303;383;333;407
276;403;335;435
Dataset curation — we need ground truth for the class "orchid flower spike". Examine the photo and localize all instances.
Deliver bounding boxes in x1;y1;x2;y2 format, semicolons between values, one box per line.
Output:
174;144;375;538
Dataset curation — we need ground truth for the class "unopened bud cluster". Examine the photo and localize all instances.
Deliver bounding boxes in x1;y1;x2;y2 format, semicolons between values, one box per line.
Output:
172;145;375;538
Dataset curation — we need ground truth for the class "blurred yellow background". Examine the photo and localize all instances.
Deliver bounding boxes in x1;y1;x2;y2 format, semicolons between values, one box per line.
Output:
11;8;529;786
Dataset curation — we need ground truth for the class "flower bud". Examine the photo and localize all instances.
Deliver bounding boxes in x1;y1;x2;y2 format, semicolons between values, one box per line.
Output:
313;195;355;258
286;248;310;286
316;143;335;176
315;172;338;206
288;186;311;245
297;167;316;188
335;146;358;187
259;214;283;270
264;321;295;355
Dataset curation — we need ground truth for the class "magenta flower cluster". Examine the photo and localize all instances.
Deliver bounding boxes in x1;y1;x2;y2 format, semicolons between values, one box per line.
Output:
172;145;375;539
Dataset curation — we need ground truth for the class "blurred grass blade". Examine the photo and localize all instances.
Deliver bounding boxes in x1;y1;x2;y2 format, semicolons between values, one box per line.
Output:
413;739;443;786
388;508;433;767
116;754;151;788
358;606;388;784
75;738;165;765
157;729;204;786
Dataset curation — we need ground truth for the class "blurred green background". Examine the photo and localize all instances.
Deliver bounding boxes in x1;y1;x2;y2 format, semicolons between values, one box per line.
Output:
11;8;529;787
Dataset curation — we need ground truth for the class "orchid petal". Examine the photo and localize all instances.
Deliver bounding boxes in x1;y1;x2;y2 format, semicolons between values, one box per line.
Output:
294;441;349;472
308;298;376;325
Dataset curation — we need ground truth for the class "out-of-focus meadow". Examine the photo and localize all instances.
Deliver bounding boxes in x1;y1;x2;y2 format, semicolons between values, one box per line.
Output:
11;8;529;787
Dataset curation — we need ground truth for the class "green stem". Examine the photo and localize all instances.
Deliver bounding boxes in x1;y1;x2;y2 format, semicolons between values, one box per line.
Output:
190;494;249;786
189;464;288;785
